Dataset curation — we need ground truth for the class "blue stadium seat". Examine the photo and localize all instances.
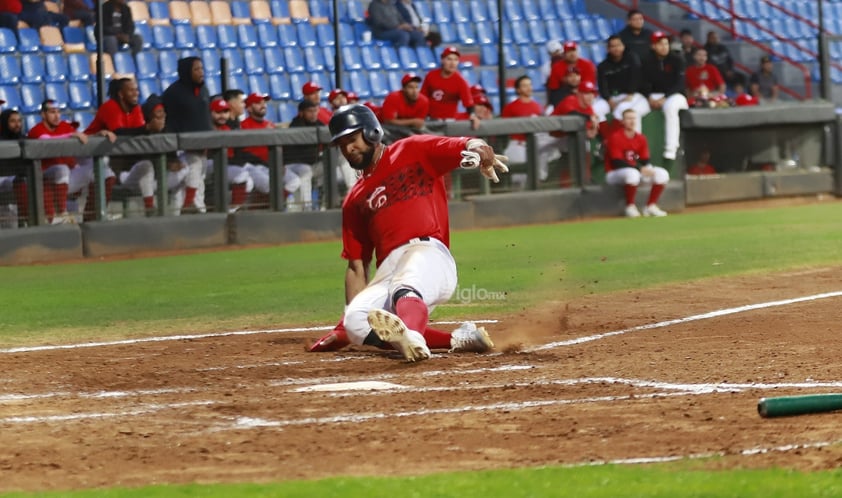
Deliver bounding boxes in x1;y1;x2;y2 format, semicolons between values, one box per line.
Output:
455;23;477;45
415;46;437;70
248;74;270;97
243;47;265;74
257;22;279;47
503;0;524;20
20;84;44;114
0;86;22;112
578;17;599;43
263;47;285;73
378;46;401;70
594;17;612;40
196;25;218;49
461;67;478;86
44;53;68;83
278;23;298;47
527;68;545;92
545;18;564;42
83;25;97;51
134;51;159;80
386;70;403;90
45;82;70;109
341;0;365;23
321;46;335;71
398;46;420;71
521;1;540;21
308;0;331;19
67;53;91;82
528;20;548;45
229;1;250;21
283;47;306;72
590;42;606;63
204;74;221;96
72;111;95;131
226;73;247;94
353;22;373;46
288;73;308;97
17;28;41;53
263;100;279;123
269;73;292;100
509;20;531;45
479;69;499;96
315;23;335;47
112;52;137;76
431;1;452;24
343;70;371;98
20;53;45;84
468;0;489;22
159;50;181;79
475;22;495;45
221;48;245;75
216;25;238;49
174;24;196;49
137;78;161;101
277;101;298;123
450;1;470;22
536;0;558;20
413;0;433;23
306;71;330;93
341;45;363;71
338;22;356;46
296;23;317;47
237;24;259;48
24;114;39;132
0;55;22;85
562;19;583;42
200;48;221;76
152;25;176;50
303;46;325;72
133;23;153;50
147;1;169;24
368;71;389;98
59;26;86;49
270;0;290;19
519;44;539;68
502;44;518;68
480;44;498;65
0;28;16;53
556;0;575;19
437;21;457;44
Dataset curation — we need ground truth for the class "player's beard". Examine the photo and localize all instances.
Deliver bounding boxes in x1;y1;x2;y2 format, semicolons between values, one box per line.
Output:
348;147;376;170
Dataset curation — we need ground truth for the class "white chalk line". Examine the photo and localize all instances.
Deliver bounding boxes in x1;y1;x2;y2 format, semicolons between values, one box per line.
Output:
528;290;842;351
0;400;215;424
0;320;500;354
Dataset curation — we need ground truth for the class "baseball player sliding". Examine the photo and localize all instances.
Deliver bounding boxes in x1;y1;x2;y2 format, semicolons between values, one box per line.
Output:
308;104;508;361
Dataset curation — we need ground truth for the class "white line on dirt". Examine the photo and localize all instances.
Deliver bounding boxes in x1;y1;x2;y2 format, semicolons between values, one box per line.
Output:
528;290;842;351
0;400;215;424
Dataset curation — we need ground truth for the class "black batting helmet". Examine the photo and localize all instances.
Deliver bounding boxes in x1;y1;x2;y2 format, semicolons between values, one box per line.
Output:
329;104;383;145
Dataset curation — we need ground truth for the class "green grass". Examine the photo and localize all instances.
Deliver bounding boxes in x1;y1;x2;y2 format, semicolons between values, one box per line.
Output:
2;201;842;497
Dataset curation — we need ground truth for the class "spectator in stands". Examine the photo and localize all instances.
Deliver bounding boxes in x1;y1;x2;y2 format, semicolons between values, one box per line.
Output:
208;97;252;212
28;99;90;224
421;46;480;129
733;82;759;106
501;75;560;182
0;0;21;33
749;55;779;103
0;106;30;227
396;0;439;48
223;88;246;129
367;0;426;48
239;93;313;211
286;100;323;210
686;149;717;175
346;91;360;104
63;0;94;26
541;40;564;87
597;35;650;133
301;81;333;125
324;88;357;191
604;109;669;218
685;48;726;105
617;9;653;64
547;41;598;108
551;80;599;140
704;30;745;92
640;31;688;162
679;29;696;68
380;72;429;135
19;0;68;30
328;88;348;112
99;0;143;57
162;56;212;214
553;66;582;106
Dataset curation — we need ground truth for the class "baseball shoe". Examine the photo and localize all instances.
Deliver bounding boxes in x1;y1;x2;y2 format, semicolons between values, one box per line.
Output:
624;204;641;218
307;328;350;352
450;322;494;353
367;309;431;362
642;204;667;217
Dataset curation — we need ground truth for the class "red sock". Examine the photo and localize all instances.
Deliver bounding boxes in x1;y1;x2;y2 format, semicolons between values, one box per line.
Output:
422;326;453;350
55;183;69;213
624;184;637;205
13;179;28;220
394;296;428;333
143;196;155;209
43;181;56;219
183;187;197;207
647;183;665;205
231;183;247;206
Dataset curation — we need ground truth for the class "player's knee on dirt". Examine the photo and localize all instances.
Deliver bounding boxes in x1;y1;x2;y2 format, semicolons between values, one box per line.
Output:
343;306;373;345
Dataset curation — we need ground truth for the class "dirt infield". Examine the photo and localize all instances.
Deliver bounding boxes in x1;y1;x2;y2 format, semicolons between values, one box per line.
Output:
1;266;842;493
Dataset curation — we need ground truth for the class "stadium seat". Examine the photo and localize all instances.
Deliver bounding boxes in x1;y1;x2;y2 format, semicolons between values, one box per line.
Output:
204;73;221;96
502;44;518;68
283;47;306;72
368;71;389;98
302;46;325;72
527;68;545;92
556;0;574;19
169;0;192;24
341;46;363;71
257;22;279;47
315;23;334;47
263;100;279;123
288;0;313;23
521;1;540;21
398;46;420;71
353;22;373;46
450;1;470;23
337;22;356;46
578;18;599;43
0;86;22;112
359;47;383;71
67;53;91;82
590;42;606;63
209;0;234;24
510;21;532;45
378;46;401;70
68;81;94;110
158;51;180;79
455;22;477;45
263;46;285;73
0;54;23;86
296;22;317;47
237;23;259;48
415;46;437;70
216;24;238;48
277;101;298;122
536;0;558;20
174;24;197;49
278;23;298;46
436;21;457;44
133;23;153;50
503;0;524;21
242;47;266;74
128;1;151;24
545;18;564;42
17;27;40;53
562;19;583;42
43;53;68;83
479;68;499;96
20;54;45;84
152;25;176;50
195;24;218;48
475;21;495;45
480;44;498;66
45;82;70;109
343;70;371;98
112;52;137;77
221;48;245;75
226;73;247;93
519;44;539;68
38;26;64;53
341;0;365;23
230;0;251;24
133;52;158;80
431;0;452;24
250;0;273;24
200;48;221;75
24;114;39;132
528;19;548;45
20;84;44;114
385;70;402;91
0;28;16;54
269;72;292;100
307;0;331;20
467;0;489;22
269;0;290;21
72;110;95;131
248;73;270;96
137;78;161;101
148;1;171;25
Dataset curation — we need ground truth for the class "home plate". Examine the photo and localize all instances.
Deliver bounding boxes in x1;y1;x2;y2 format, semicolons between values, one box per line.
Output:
294;381;407;392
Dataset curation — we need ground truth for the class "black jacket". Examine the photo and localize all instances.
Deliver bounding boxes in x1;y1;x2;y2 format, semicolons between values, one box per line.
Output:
640;51;686;97
283;117;323;165
100;0;134;37
597;52;643;100
617;26;653;65
161;57;212;133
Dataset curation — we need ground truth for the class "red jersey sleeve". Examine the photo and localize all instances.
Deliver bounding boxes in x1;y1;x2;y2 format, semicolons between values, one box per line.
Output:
340;193;374;263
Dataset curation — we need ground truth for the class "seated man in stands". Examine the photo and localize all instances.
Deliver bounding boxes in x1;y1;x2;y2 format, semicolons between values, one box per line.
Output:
222;88;246;129
550;81;600;186
284;100;322;210
685;48;726;106
380;72;430;137
640;31;689;162
98;0;143;56
0;105;31;227
421;47;480;129
597;35;650;133
207;97;252;213
616;9;653;64
19;0;68;30
0;0;21;33
301;81;333;125
704;30;745;93
604;109;669;218
367;0;425;48
546;41;598;109
501;75;561;183
749;55;779;103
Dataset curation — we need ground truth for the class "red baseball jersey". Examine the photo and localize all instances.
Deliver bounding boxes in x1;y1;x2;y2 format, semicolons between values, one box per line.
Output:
84;99;145;134
605;128;650;172
214;122;235;159
380;90;430;122
317;106;333;125
420;68;474;120
687;163;716;175
685;64;725;93
28;121;80;169
546;58;598;90
551;94;595;120
501;98;543;141
341;134;469;267
240;116;274;164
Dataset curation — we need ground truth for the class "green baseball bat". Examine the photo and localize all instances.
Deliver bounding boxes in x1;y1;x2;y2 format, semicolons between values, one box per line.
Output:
758;394;842;418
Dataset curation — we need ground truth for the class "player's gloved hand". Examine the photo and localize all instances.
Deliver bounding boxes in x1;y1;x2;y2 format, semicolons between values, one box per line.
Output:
462;139;509;183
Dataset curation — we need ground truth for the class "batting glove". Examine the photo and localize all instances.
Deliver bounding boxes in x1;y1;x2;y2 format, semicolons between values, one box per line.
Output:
461;139;509;183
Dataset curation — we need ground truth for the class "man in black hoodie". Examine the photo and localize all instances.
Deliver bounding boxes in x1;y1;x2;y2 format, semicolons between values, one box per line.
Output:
640;31;688;162
597;35;650;133
162;56;212;214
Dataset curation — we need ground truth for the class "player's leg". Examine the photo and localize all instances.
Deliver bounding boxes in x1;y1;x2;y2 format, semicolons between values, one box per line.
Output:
641;165;670;217
662;93;689;160
606;167;642;218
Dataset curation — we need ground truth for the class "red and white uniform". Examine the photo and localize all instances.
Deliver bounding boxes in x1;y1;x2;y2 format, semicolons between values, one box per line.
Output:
420;69;474;120
28;121;79;170
341;134;469;344
380;90;430;122
604;128;669;187
685;63;725;94
240;116;274;164
317;106;333;125
84;99;144;135
239;116;312;203
546;58;597;90
500;97;560;181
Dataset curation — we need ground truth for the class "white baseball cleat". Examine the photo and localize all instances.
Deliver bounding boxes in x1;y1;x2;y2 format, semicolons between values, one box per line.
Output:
624;204;641;218
450;321;494;353
367;309;431;362
642;204;668;217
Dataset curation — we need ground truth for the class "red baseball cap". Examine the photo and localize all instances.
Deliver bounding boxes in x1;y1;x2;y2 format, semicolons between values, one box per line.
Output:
735;93;759;106
401;72;422;86
302;81;322;95
328;88;347;101
563;41;578;52
650;31;669;44
441;46;460;59
474;95;492;109
470;83;486;95
245;92;270;105
346;90;359;102
578;81;597;94
210;98;230;112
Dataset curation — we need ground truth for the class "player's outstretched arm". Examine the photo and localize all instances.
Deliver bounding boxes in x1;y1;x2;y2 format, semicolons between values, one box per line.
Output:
460;138;509;183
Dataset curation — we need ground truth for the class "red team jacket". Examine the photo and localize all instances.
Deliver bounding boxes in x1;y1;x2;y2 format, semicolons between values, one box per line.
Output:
84;99;145;134
685;63;725;94
546;58;598;91
28;121;80;169
605;128;650;172
380;90;430;122
420;69;474;120
239;116;274;164
341;135;469;267
501;98;543;141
